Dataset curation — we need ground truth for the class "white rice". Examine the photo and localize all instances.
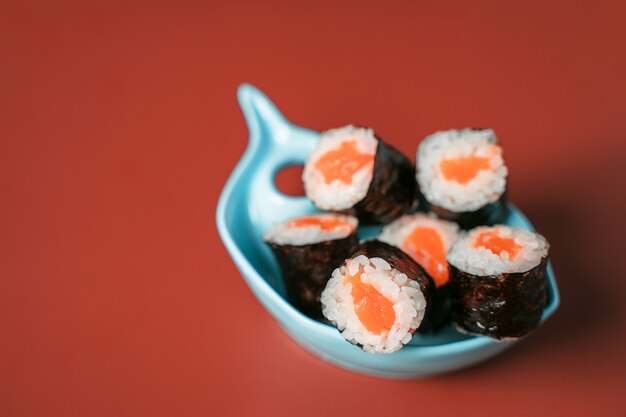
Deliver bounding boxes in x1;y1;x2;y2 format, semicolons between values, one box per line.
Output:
321;255;427;353
303;125;377;210
416;129;507;212
447;225;549;276
263;214;357;246
379;213;459;254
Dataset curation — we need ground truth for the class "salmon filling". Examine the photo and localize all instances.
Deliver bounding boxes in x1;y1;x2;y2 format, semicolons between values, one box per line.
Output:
286;216;350;232
402;226;448;287
439;155;492;184
473;231;521;259
314;140;375;185
347;269;395;334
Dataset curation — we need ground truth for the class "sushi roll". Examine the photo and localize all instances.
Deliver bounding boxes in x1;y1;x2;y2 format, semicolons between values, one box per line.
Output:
303;125;416;224
321;240;433;353
416;129;508;229
447;225;550;340
264;214;359;318
379;213;459;331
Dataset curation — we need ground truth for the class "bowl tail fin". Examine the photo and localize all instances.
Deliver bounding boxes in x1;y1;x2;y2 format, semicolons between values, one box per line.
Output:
237;83;290;150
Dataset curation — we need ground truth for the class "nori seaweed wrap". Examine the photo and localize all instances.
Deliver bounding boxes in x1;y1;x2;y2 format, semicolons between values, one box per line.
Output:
264;214;359;319
418;284;452;333
449;259;548;339
350;138;417;224
447;225;550;339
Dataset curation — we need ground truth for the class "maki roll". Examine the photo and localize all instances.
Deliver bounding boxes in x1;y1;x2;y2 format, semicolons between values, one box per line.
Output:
379;214;459;331
321;240;433;353
264;214;358;318
416;129;508;229
447;225;550;340
303;125;416;224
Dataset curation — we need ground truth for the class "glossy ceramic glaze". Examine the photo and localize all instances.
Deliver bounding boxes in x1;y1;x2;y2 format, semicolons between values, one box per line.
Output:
215;84;560;379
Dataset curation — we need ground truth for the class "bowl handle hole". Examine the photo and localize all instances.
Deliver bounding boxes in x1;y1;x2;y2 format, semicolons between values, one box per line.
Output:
274;164;305;197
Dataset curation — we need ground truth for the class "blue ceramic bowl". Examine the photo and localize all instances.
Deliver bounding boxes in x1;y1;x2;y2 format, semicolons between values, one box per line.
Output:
216;84;560;379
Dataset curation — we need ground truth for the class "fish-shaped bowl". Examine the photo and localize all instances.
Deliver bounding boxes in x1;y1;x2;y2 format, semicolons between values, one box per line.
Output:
215;84;560;379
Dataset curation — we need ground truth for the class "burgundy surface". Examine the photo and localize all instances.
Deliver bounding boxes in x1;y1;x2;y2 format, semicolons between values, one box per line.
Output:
1;1;625;416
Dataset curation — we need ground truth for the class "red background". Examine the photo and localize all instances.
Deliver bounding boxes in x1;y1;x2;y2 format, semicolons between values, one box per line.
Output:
1;1;625;416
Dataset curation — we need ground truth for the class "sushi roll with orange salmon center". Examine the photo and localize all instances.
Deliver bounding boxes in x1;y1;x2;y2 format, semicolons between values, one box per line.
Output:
264;214;359;319
447;225;549;340
303;126;416;224
379;213;459;331
416;129;508;229
321;241;434;353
